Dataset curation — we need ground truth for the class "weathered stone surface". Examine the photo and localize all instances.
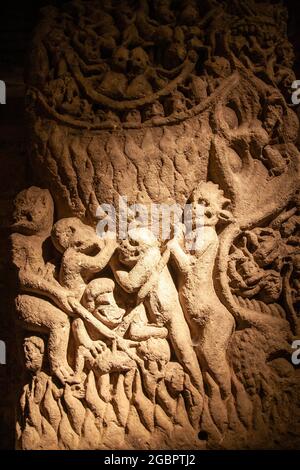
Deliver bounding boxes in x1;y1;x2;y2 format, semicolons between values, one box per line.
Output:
10;0;300;450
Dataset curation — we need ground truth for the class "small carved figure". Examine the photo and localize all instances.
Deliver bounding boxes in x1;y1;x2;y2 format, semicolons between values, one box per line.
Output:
261;145;290;177
51;217;117;299
23;336;45;375
157;361;202;430
142;101;165;121
229;245;282;302
11;186;54;273
179;0;200;26
154;0;175;24
71;277;169;380
164;90;187;115
244;227;283;269
71;277;127;377
12;188;77;384
99;47;129;98
204;56;231;91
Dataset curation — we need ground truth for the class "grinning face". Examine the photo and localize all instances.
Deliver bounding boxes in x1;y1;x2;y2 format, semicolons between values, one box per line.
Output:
186;182;233;229
130;47;150;72
118;227;158;266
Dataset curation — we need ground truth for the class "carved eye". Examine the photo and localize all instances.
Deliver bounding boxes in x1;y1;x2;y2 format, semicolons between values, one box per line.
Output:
129;239;139;247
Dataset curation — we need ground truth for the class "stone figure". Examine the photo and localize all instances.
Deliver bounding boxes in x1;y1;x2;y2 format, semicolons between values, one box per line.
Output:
169;182;234;401
11;0;300;450
111;226;203;393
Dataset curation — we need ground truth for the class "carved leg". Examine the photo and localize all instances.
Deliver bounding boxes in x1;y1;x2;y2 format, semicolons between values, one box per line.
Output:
149;269;204;394
199;309;234;399
16;295;74;384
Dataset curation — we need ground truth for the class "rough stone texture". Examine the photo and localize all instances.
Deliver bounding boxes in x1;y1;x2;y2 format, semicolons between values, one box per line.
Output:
0;9;30;446
8;0;300;449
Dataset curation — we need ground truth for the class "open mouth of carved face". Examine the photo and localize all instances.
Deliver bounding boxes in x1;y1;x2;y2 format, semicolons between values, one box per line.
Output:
12;209;40;234
120;252;140;265
118;239;143;264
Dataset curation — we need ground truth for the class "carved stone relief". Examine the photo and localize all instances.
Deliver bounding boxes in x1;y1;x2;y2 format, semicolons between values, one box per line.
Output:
11;0;300;449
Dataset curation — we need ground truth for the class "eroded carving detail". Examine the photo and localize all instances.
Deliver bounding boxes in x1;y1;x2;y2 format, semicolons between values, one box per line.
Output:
14;0;300;450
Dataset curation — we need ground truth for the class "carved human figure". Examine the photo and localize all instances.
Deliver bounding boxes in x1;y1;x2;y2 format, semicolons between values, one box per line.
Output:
11;186;54;274
71;277;169;381
18;336;51;450
72;277;128;378
126;47;167;98
228;246;265;294
99;46;129;98
245;227;284;269
168;181;235;401
14;201;119;384
23;336;45;375
110;226;203;393
11;188;77;384
51;217;117;299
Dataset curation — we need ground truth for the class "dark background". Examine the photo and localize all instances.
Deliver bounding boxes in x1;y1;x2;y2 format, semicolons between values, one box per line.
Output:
1;0;300;87
0;0;300;450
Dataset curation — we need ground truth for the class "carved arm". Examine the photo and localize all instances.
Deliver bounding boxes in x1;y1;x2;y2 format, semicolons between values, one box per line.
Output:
19;268;73;315
110;248;161;293
168;238;191;272
76;238;118;272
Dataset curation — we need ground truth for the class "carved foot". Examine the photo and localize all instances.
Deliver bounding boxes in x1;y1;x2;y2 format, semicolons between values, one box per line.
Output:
52;364;80;385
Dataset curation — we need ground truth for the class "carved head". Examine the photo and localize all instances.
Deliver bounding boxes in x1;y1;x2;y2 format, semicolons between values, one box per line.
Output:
115;3;135;28
12;187;54;235
130;47;150;72
137;337;171;373
51;217;100;253
23;336;44;373
82;277;125;328
112;47;129;72
143;101;165;120
125;109;142;124
247;227;281;267
118;227;159;266
165;90;187;114
187;181;234;227
164;362;185;395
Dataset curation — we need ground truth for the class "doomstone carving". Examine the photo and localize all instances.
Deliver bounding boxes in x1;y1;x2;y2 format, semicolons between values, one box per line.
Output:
11;0;300;449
